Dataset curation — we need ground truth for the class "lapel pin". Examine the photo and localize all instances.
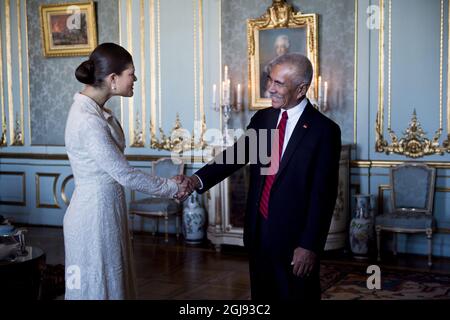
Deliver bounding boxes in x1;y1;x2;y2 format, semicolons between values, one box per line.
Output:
303;124;308;129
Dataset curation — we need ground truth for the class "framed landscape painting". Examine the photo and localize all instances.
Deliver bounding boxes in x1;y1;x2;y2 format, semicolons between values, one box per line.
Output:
40;2;97;57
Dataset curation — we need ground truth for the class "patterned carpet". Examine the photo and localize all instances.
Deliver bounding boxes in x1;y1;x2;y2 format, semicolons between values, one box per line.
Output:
320;262;450;300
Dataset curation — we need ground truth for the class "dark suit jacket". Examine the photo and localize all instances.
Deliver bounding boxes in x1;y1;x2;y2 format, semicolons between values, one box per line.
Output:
195;102;341;261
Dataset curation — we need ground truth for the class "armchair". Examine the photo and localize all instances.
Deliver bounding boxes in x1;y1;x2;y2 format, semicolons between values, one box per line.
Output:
129;158;184;242
375;163;436;266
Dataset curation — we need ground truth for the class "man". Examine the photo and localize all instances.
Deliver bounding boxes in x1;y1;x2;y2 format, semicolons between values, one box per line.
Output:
189;53;341;300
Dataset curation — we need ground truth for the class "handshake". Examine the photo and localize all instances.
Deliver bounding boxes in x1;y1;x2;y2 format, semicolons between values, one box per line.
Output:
170;175;201;202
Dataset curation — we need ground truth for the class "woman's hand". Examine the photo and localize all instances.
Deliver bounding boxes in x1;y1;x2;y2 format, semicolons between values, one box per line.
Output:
171;175;195;201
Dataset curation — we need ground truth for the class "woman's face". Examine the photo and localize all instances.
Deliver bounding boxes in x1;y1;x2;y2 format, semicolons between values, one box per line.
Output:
114;64;137;97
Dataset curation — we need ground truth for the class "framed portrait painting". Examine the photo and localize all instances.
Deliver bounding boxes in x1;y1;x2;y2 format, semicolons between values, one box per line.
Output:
40;2;97;57
247;0;318;110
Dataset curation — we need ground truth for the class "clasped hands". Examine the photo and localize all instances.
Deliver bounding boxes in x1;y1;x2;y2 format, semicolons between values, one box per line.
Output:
171;175;201;202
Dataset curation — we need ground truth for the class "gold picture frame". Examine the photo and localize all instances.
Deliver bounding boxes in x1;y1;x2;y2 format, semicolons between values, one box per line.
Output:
247;0;319;110
40;2;97;57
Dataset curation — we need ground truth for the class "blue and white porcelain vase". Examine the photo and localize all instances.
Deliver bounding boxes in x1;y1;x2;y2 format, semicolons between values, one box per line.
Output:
182;193;206;244
349;200;373;258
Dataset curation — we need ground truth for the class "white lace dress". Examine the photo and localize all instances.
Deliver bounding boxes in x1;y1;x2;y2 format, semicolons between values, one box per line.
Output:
64;93;178;300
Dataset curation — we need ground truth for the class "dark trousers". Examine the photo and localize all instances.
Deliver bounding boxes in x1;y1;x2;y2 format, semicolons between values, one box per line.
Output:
249;212;321;301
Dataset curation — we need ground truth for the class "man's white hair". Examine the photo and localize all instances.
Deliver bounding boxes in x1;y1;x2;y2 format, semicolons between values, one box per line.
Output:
274;35;290;49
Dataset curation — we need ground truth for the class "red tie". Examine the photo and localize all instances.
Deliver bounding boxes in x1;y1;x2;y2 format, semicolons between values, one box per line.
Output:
259;111;288;219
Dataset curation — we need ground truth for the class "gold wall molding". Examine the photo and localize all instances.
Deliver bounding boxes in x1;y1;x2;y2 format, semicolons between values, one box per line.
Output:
351;160;450;169
0;171;26;206
3;0;26;146
119;0;207;151
376;0;448;158
149;0;207;152
0;152;206;163
353;0;358;144
0;8;6;147
16;0;24;146
35;173;60;209
5;0;14;145
61;174;73;206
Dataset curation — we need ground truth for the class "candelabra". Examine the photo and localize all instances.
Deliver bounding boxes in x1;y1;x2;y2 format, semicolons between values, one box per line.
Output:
212;66;243;146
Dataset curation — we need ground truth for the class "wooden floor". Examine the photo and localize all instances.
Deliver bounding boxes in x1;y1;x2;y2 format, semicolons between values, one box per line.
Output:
25;226;251;299
24;226;450;300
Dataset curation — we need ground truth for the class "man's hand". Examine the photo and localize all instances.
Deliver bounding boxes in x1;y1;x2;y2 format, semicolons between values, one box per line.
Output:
171;175;195;201
291;247;317;277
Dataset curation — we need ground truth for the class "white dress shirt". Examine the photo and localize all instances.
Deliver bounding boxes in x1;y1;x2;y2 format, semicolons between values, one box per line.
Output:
277;98;307;158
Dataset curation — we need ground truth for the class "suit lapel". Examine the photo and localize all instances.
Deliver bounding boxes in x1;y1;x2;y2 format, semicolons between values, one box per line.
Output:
263;108;281;159
275;102;315;180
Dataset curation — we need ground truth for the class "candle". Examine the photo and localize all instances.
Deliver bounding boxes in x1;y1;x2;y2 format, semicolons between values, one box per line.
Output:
237;83;242;110
212;84;217;106
224;65;229;82
324;81;328;109
222;80;226;105
318;76;323;107
225;79;231;106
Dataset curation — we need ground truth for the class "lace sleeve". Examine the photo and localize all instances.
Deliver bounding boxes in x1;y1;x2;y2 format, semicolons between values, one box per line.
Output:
82;115;178;198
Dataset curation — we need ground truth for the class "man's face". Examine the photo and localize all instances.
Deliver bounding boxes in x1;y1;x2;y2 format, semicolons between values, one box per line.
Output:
266;63;304;110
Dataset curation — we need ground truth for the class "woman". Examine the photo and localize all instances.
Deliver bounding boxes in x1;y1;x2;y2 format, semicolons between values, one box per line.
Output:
64;43;188;300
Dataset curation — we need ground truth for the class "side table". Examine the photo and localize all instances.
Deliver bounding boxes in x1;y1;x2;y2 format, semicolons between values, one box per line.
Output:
0;246;46;300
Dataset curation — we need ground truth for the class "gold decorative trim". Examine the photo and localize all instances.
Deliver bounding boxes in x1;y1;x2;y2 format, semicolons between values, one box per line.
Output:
61;174;73;206
149;0;207;152
444;0;450;148
193;0;198;124
0;171;26;206
353;0;358;144
0;152;207;163
378;110;444;158
149;0;156;136
24;0;31;145
157;0;161;132
198;0;205;132
376;0;447;157
5;0;14;145
132;0;146;147
130;0;146;148
36;173;60;209
12;112;23;146
247;0;319;109
351;160;450;169
126;0;135;147
0;7;6;147
118;0;124;125
16;0;24;146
